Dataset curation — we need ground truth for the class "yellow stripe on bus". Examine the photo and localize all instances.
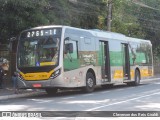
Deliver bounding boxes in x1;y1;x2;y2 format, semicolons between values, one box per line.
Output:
20;70;54;81
113;70;135;79
40;62;56;66
113;68;152;80
113;70;123;79
130;70;134;79
141;69;153;77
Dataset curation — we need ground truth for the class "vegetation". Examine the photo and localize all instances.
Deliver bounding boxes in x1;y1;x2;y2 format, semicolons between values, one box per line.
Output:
0;0;160;59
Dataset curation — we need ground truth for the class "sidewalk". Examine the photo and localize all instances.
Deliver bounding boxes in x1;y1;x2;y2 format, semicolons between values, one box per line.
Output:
0;86;44;100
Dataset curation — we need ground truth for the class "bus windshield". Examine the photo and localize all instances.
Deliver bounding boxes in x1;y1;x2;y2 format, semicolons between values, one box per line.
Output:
17;29;61;68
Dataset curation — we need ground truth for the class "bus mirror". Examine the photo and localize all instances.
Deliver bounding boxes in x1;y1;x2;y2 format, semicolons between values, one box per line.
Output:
64;37;70;41
64;43;73;54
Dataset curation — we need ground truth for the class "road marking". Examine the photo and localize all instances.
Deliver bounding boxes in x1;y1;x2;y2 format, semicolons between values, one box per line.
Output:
86;90;160;111
100;91;111;94
28;99;54;103
114;89;124;91
126;87;136;89
82;94;94;96
61;97;75;100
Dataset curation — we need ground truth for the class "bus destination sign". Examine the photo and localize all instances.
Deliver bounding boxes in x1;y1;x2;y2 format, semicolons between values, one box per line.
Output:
25;28;61;38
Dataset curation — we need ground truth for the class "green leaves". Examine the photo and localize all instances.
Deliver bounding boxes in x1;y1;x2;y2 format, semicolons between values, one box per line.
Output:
0;0;160;61
0;0;49;43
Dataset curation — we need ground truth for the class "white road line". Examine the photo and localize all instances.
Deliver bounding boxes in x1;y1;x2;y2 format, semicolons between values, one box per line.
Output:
126;87;136;89
86;91;160;111
114;89;124;91
100;91;111;94
61;97;75;100
82;94;94;96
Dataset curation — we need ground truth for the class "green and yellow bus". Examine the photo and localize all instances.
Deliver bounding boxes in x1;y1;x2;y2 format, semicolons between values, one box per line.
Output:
16;25;153;94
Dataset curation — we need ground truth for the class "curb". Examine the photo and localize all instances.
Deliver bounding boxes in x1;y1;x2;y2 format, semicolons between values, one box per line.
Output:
0;91;45;100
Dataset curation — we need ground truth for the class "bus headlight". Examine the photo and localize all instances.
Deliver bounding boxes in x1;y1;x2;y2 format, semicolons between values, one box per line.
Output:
17;73;23;80
50;69;61;79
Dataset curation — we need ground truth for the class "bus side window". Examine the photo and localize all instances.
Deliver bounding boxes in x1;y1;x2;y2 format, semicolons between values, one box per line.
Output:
138;43;152;65
63;38;80;71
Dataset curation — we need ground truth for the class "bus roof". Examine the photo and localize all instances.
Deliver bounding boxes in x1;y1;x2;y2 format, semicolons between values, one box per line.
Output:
126;37;151;44
31;25;63;30
63;26;127;41
28;25;151;43
90;29;126;41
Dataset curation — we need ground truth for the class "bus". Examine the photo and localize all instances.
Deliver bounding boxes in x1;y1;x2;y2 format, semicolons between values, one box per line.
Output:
16;25;153;94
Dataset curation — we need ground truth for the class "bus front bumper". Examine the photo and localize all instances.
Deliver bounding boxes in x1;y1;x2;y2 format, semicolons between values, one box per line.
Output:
17;75;64;89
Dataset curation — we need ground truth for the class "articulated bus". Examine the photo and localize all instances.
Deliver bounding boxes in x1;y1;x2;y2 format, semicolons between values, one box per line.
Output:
17;25;153;94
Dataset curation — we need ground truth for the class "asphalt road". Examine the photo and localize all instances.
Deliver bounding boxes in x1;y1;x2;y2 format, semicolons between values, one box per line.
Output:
0;78;160;112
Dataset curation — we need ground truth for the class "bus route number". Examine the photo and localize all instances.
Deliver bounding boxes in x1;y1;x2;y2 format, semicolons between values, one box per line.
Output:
27;29;57;38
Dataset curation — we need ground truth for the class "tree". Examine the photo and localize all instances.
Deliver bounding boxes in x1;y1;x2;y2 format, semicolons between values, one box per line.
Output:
1;0;160;61
0;0;49;43
133;0;160;59
111;0;145;38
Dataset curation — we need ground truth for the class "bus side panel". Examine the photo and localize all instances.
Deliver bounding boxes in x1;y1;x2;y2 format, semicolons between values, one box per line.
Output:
109;39;124;83
128;41;153;80
62;66;97;87
63;29;100;87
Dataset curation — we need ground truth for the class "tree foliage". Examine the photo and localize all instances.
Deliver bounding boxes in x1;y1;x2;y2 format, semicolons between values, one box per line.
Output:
0;0;49;43
0;0;160;59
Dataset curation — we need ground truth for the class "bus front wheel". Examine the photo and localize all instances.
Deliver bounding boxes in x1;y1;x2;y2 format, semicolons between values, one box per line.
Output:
84;72;95;93
45;88;57;95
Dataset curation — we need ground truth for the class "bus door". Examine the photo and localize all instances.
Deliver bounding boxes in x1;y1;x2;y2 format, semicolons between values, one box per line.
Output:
99;41;111;82
122;43;131;80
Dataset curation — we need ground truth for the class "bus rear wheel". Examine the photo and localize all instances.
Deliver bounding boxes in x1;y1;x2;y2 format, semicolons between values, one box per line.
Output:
45;88;57;95
84;72;95;93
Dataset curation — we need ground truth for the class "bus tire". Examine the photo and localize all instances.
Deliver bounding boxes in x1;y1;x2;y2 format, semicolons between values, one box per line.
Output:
134;70;140;86
45;88;57;95
84;72;95;93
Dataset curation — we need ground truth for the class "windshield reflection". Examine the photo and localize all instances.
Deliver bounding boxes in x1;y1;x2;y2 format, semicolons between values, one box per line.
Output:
18;36;60;67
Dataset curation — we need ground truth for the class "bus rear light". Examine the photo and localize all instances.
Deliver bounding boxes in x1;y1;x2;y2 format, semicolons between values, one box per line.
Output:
33;84;42;88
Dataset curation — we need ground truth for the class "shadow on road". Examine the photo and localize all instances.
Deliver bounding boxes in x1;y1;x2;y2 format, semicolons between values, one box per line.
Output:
24;82;149;99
